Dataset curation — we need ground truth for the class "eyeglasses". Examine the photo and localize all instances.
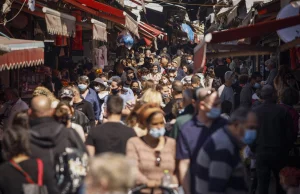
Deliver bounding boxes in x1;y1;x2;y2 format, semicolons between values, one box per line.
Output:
155;151;161;167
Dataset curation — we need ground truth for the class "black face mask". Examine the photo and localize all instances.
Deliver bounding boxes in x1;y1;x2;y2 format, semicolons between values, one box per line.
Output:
132;88;140;94
111;88;119;95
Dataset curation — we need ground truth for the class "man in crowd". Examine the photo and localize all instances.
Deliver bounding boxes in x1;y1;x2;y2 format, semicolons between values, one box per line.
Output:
164;80;183;121
218;71;235;106
263;57;278;86
195;108;257;194
70;85;95;127
77;76;100;124
214;58;231;84
240;73;262;108
29;96;86;167
86;95;136;156
253;85;294;194
177;88;227;194
191;75;201;89
169;88;195;139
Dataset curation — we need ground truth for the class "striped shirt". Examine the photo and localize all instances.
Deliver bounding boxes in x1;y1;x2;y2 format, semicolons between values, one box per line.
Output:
195;127;247;194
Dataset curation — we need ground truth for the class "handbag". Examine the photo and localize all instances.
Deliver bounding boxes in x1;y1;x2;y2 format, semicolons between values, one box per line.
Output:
10;158;48;194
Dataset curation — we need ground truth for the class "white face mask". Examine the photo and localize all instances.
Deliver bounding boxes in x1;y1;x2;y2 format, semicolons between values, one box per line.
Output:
153;69;158;73
187;59;193;64
162;79;168;84
94;86;100;92
169;77;175;82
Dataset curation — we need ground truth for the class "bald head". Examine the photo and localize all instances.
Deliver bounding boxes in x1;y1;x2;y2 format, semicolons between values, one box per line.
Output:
30;96;53;118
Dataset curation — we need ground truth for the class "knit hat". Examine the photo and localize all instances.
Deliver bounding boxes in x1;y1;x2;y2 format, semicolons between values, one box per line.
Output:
136;103;164;127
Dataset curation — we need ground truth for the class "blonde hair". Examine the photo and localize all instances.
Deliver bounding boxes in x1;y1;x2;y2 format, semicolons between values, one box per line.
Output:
140;89;163;106
88;153;136;192
33;86;59;108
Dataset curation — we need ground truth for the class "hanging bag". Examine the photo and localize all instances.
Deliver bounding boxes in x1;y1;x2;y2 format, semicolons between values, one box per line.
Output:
10;159;48;194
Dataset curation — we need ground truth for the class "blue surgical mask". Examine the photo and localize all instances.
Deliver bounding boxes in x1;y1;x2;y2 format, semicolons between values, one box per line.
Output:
254;83;260;89
149;128;166;138
78;84;88;91
206;107;221;119
242;129;257;145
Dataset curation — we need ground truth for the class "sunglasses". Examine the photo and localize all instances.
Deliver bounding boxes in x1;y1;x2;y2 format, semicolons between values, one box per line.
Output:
155;151;161;167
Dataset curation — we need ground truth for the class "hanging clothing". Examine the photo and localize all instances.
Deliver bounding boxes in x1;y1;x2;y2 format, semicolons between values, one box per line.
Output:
94;46;108;69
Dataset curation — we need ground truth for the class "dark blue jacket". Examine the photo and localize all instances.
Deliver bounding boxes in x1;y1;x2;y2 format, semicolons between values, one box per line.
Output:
84;88;100;121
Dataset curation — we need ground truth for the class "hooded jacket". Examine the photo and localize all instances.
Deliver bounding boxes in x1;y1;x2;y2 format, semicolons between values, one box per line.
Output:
30;117;86;168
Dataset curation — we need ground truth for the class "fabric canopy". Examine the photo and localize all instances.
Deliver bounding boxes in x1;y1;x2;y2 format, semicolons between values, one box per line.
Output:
91;19;107;42
139;22;164;38
125;14;139;38
43;7;76;37
0;37;44;71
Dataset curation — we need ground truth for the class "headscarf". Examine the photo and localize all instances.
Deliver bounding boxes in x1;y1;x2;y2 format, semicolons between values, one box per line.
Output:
136;103;164;127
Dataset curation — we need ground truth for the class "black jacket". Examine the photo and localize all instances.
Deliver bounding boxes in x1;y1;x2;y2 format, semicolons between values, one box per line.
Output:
252;102;295;155
72;110;91;133
73;100;95;127
29;117;86;168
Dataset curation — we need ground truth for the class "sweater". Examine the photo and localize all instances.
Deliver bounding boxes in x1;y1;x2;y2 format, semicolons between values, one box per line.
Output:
126;137;178;185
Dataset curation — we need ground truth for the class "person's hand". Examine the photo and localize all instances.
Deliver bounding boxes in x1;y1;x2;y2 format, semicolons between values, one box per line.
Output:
147;180;160;188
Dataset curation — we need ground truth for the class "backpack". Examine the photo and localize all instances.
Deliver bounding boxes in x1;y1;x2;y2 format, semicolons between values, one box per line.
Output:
10;159;48;194
55;147;89;194
212;77;222;90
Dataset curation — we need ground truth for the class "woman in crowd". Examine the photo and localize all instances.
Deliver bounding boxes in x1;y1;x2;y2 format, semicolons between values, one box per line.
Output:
131;80;142;101
274;65;290;102
54;101;85;142
85;153;135;194
140;89;163;107
181;64;193;84
126;103;178;191
126;101;146;137
12;110;29;129
0;126;59;194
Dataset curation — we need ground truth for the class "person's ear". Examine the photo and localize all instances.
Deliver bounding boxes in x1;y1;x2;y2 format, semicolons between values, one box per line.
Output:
28;108;32;116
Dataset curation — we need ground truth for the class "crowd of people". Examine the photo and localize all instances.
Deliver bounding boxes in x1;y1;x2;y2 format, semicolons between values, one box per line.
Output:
0;46;299;194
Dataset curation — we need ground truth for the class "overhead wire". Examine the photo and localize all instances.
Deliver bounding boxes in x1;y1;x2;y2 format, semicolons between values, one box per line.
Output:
0;0;27;25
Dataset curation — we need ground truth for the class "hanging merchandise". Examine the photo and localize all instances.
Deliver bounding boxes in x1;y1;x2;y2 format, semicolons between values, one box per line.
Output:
116;30;134;49
181;23;194;42
94;45;107;69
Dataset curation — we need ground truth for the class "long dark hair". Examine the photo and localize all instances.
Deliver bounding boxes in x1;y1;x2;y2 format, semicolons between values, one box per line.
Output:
2;126;31;160
12;110;30;129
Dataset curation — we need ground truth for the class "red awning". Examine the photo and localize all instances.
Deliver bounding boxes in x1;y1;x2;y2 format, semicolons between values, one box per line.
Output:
139;22;164;37
209;14;300;43
0;37;44;71
144;37;152;46
76;0;124;18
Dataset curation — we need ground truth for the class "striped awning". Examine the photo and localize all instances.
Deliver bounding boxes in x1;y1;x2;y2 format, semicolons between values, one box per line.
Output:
0;37;44;71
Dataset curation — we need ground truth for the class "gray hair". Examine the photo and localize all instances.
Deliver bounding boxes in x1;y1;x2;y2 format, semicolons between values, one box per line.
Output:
224;71;234;82
228;107;250;124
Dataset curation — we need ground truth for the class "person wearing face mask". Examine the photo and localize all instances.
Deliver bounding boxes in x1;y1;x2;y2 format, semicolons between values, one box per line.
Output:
240;73;262;108
176;88;227;194
262;57;278;86
218;71;235;107
130;81;141;100
123;67;137;88
164;81;183;122
108;76;135;117
186;55;194;67
77;76;100;124
195;108;257;194
58;87;91;134
126;103;178;190
68;85;95;127
91;78;109;124
146;64;162;84
253;85;295;194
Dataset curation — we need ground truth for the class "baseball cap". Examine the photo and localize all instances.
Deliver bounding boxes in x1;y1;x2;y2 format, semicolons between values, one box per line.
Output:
59;88;74;98
93;78;105;86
